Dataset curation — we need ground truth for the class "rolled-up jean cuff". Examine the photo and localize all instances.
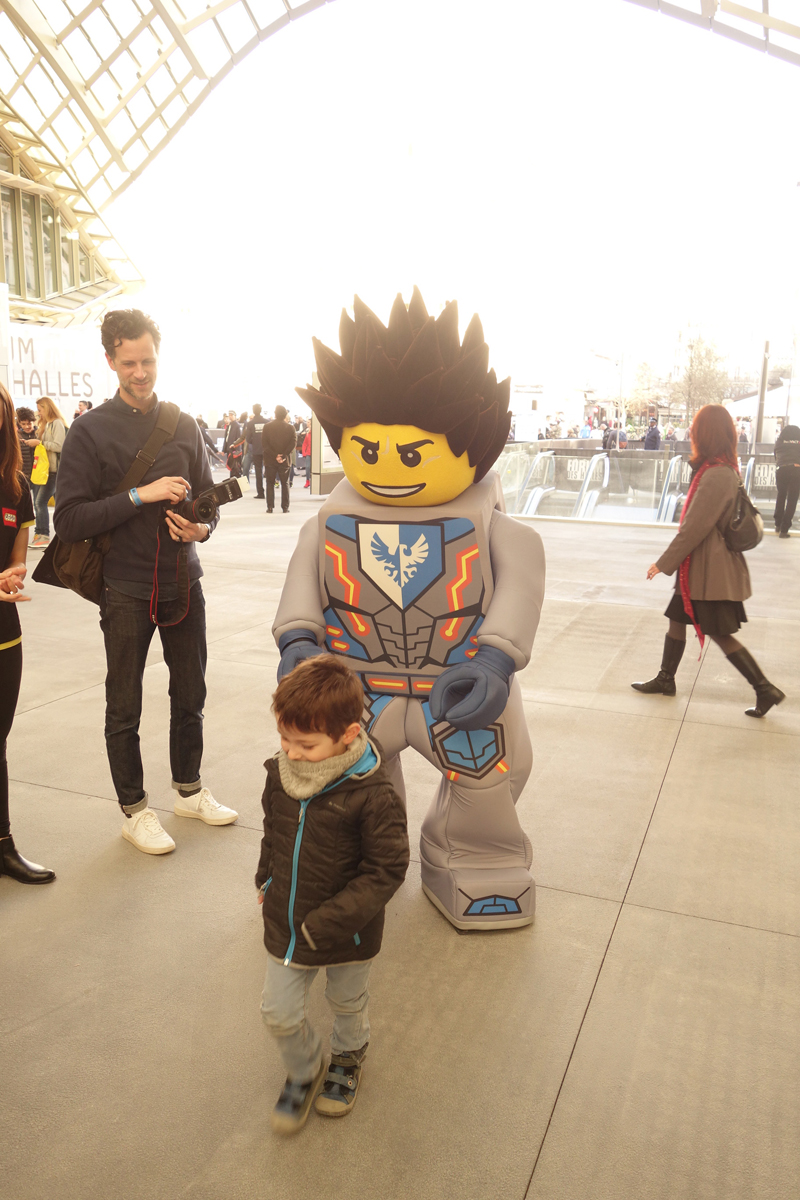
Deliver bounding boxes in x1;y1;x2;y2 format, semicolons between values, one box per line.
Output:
122;796;148;817
172;778;202;796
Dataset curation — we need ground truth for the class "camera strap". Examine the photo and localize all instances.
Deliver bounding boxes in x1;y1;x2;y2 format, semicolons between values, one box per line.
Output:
114;402;181;496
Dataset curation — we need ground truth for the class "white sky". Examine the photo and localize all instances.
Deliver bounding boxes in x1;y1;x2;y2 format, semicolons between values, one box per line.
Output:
106;0;800;418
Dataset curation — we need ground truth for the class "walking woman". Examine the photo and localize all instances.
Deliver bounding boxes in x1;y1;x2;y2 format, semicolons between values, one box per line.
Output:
632;403;785;718
29;396;67;548
0;383;55;883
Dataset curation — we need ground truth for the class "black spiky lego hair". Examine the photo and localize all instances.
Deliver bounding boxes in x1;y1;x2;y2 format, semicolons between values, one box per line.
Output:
295;287;512;483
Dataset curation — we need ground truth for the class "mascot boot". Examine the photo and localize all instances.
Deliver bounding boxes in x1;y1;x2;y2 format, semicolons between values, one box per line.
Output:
273;289;545;930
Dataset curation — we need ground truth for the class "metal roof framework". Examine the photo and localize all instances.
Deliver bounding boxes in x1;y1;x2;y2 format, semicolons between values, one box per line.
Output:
0;0;335;214
624;0;800;68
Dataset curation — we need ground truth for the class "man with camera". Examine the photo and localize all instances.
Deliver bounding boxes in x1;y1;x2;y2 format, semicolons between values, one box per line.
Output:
54;309;238;855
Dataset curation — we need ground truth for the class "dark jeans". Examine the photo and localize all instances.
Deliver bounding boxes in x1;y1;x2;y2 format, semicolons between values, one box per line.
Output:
0;642;23;837
775;464;800;532
251;453;264;496
265;460;291;511
99;583;207;812
34;471;57;536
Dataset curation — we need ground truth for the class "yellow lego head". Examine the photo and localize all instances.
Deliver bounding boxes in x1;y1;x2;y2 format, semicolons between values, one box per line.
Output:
340;422;475;507
296;288;511;508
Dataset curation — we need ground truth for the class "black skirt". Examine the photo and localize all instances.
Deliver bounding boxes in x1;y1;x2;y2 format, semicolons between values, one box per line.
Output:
665;591;747;637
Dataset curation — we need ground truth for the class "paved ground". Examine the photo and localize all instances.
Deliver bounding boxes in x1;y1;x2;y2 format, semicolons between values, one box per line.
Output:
4;483;799;1200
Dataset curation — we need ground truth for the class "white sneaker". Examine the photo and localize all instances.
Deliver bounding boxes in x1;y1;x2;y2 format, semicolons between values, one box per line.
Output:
173;788;238;826
122;807;176;855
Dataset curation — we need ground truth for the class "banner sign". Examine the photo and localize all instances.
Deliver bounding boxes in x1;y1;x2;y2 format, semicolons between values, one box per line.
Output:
8;325;116;408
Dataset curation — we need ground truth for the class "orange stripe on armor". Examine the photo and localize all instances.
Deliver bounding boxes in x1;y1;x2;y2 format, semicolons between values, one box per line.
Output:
446;545;480;613
441;616;463;641
495;760;509;774
347;611;369;636
326;625;343;637
412;681;434;692
447;770;460;782
325;542;361;608
331;640;350;651
367;678;408;691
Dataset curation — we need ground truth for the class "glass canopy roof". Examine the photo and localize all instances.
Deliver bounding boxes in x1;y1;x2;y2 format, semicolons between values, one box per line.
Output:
625;0;800;68
0;0;333;213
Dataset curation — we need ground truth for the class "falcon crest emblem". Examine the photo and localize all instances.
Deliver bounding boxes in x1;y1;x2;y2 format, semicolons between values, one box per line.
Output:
370;531;429;587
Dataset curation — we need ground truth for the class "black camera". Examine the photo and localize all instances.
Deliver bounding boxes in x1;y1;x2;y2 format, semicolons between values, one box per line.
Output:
171;478;243;523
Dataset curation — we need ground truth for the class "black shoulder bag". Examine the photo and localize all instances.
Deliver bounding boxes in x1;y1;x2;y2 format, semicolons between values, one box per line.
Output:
32;403;181;604
724;479;764;553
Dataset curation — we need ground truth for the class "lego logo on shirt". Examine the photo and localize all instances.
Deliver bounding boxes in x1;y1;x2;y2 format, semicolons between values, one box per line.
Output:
2;508;17;528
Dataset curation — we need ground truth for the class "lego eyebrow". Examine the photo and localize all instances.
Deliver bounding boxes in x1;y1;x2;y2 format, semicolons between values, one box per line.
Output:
351;435;380;451
396;439;434;453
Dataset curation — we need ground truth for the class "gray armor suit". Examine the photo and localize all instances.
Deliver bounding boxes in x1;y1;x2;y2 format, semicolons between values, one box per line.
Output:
273;472;546;929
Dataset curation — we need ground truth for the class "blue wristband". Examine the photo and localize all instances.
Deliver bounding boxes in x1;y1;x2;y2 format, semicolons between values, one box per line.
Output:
130;488;143;508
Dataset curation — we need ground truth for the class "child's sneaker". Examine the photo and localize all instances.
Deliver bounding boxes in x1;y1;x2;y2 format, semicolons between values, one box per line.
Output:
270;1057;326;1134
314;1043;368;1117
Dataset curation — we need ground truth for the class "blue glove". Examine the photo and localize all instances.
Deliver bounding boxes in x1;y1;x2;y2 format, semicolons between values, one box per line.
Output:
277;629;325;681
429;646;515;731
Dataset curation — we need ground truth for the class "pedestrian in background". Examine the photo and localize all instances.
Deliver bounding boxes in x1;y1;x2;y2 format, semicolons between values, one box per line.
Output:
632;404;785;718
0;383;55;885
244;404;267;499
262;405;297;513
644;417;661;450
773;423;800;539
28;397;66;548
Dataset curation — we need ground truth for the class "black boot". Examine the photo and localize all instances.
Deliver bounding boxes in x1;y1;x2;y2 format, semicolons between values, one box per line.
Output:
0;835;56;884
727;648;786;718
631;635;685;696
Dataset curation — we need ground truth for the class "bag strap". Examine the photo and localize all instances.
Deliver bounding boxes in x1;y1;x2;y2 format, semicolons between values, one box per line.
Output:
114;402;181;496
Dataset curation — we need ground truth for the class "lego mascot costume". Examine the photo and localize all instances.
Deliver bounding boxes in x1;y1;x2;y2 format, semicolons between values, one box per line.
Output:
274;289;545;930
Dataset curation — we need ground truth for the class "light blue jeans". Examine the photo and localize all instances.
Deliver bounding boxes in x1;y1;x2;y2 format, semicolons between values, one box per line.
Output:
260;955;372;1083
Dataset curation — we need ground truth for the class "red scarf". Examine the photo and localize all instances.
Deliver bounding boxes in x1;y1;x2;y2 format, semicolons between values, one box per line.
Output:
676;460;714;652
677;459;731;651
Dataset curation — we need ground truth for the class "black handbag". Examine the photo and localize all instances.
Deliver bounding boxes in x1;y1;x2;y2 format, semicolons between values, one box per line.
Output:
32;403;181;604
724;480;764;553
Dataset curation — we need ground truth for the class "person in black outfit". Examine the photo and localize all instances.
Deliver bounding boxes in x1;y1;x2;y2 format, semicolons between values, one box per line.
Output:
54;309;238;855
774;423;800;538
0;384;55;884
223;413;243;478
644;418;661;450
262;405;297;513
244;404;267;498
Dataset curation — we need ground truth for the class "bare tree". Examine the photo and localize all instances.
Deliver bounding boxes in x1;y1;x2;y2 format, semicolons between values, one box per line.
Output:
671;337;728;421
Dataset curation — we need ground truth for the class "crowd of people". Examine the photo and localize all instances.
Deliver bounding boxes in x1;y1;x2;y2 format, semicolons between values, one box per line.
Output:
0;306;795;1135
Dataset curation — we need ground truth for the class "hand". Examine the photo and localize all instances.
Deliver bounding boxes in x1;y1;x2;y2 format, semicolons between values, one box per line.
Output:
277;629;326;680
257;891;264;905
165;510;208;544
137;476;190;505
24;438;40;447
0;563;31;603
276;455;286;463
429;646;515;731
646;563;661;580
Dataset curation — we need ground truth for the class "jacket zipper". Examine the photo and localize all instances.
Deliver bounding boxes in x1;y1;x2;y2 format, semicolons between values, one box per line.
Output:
284;799;311;965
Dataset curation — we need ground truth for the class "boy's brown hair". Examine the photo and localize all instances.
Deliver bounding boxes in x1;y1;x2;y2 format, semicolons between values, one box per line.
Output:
272;656;364;740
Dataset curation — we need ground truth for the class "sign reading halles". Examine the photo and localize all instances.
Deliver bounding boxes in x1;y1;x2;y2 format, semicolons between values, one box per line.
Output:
8;325;117;408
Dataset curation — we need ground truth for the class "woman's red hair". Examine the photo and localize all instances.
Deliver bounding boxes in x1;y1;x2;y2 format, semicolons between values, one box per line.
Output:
689;404;739;473
0;382;23;503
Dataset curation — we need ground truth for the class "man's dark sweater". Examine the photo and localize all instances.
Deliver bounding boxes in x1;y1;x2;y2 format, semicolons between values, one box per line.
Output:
54;393;218;587
262;418;297;462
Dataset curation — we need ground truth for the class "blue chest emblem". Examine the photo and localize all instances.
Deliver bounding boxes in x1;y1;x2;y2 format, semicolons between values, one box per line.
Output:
358;523;444;610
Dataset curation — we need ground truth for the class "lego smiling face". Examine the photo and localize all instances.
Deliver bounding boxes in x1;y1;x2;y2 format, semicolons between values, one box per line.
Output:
341;421;476;507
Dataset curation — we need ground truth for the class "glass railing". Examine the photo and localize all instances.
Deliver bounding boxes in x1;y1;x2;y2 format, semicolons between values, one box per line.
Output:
496;441;780;524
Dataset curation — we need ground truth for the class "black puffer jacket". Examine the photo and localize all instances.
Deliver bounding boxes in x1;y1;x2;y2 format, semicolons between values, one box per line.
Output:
255;738;409;967
775;425;800;468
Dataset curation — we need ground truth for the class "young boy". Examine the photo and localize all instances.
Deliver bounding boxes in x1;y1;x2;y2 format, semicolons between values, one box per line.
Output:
256;655;409;1134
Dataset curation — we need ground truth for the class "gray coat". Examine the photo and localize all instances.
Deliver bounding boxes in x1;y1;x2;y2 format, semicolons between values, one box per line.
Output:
656;464;751;601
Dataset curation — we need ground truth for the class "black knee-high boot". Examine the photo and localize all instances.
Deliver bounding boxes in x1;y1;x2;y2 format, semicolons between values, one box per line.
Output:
727;648;786;718
631;635;686;696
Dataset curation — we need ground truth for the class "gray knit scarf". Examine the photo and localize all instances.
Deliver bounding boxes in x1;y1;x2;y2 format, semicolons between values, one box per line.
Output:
277;730;376;800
